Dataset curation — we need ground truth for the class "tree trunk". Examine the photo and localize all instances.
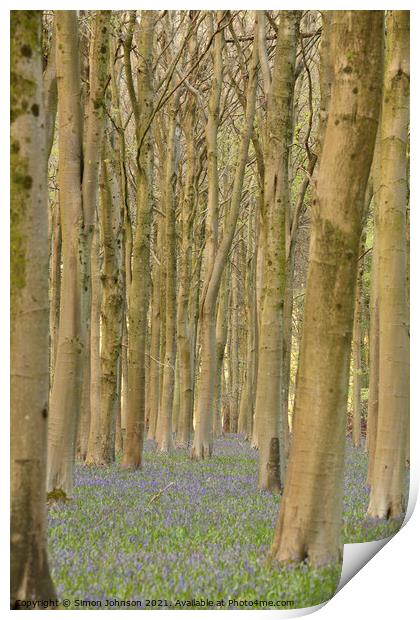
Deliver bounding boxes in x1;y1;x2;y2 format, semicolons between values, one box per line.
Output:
351;234;365;448
158;97;180;452
367;11;409;519
11;10;56;605
146;223;162;442
172;360;180;437
85;224;102;464
49;200;61;388
280;254;294;460
78;9;111;463
229;260;240;433
109;35;131;451
251;191;263;449
120;316;128;445
254;11;300;492
47;11;83;495
122;11;155;468
366;225;379;469
115;370;123;454
77;363;91;461
192;15;258;459
175;61;197;448
238;208;257;439
213;269;229;438
155;244;167;446
94;153;124;464
270;10;383;566
191;11;225;458
188;216;204;436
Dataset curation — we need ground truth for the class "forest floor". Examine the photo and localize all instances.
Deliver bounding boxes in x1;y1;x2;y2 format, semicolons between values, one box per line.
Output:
48;436;404;610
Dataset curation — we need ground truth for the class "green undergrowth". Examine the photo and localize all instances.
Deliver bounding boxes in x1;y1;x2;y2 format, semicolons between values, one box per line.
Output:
47;437;405;610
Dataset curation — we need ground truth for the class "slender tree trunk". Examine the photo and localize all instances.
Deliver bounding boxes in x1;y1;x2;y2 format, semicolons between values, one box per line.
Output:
238;208;257;439
78;286;92;460
351;291;362;447
176;273;194;445
351;234;365;448
367;11;409;519
93;153;124;464
176;67;197;448
222;361;230;434
47;11;83;495
122;11;155;468
78;9;111;464
155;245;167;446
115;377;123;454
11;10;56;606
282;156;317;461
153;117;168;448
251;191;263;449
270;10;383;566
146;224;162;442
282;10;331;446
85;224;102;464
109;36;131;450
172;360;180;437
366;227;379;469
192;16;258;459
230;261;240;433
254;11;300;492
158;97;180;452
280;254;294;459
120;316;128;445
188;217;204;436
191;11;225;458
49;201;61;388
213;270;229;438
77;367;91;460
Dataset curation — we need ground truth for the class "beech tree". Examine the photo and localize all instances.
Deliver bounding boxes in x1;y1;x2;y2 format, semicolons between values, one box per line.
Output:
366;136;381;484
254;10;301;492
79;10;112;460
192;13;258;458
351;234;365;449
11;10;56;605
122;10;156;469
157;93;181;452
367;11;410;519
175;29;199;446
47;11;84;495
270;10;384;566
47;10;111;490
85;223;102;464
86;145;124;465
238;207;258;439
